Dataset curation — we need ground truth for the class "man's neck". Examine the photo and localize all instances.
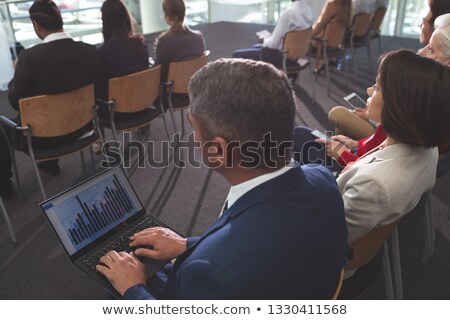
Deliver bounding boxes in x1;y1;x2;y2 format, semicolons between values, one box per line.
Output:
223;159;291;186
41;28;64;40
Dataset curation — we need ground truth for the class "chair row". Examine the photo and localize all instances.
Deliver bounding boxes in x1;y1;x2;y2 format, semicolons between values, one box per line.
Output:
0;51;210;201
278;7;387;97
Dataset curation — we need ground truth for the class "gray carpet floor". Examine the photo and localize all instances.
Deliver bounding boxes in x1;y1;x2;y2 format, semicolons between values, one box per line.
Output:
0;22;449;299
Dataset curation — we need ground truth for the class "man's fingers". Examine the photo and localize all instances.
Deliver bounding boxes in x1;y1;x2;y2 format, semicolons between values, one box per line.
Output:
96;264;111;277
134;247;161;260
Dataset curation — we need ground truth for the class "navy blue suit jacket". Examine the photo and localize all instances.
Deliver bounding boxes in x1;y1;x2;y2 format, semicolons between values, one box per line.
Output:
124;165;348;299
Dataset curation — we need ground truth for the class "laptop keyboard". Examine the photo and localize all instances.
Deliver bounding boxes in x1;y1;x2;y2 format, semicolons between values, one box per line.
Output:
82;216;158;272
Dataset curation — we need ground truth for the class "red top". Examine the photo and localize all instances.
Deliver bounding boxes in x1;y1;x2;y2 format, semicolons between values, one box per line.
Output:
337;125;387;166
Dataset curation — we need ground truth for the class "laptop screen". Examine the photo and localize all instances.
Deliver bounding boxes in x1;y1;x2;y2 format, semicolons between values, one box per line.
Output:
40;166;144;256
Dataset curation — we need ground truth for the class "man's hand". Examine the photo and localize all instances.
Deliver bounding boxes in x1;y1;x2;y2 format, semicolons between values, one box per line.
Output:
353;107;369;122
130;227;187;260
96;251;146;296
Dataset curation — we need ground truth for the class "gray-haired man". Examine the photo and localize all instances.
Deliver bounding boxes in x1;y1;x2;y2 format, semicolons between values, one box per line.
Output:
97;59;348;300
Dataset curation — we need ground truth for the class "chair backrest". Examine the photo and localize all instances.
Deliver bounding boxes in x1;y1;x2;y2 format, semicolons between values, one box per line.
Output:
166;51;210;94
352;13;374;37
282;28;312;60
19;84;94;138
372;7;387;31
108;66;161;113
323;20;347;48
345;219;400;270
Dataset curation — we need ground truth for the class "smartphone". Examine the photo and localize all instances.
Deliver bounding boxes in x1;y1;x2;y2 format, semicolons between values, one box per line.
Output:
344;92;367;109
311;130;333;142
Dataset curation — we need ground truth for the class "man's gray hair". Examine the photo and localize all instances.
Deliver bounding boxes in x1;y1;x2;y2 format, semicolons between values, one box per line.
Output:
188;58;296;144
434;13;450;58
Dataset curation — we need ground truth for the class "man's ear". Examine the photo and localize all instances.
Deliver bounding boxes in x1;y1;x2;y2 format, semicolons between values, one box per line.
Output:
202;136;229;169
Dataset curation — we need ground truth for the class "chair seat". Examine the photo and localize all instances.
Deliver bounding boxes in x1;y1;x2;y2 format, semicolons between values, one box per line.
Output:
34;131;99;161
99;106;162;131
169;93;190;110
310;46;344;58
337;247;384;299
286;60;310;74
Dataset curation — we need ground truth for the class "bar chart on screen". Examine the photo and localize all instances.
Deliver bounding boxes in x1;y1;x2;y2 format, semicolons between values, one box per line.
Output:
50;174;138;251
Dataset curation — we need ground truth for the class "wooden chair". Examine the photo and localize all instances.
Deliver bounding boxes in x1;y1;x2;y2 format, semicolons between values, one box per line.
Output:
98;66;170;143
310;20;349;96
0;196;17;243
338;219;401;299
345;13;375;75
0;84;101;199
164;51;210;136
331;268;345;300
371;6;388;54
280;29;315;97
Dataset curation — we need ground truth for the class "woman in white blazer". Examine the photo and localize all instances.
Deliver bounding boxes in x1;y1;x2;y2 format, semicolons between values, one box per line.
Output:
334;49;450;244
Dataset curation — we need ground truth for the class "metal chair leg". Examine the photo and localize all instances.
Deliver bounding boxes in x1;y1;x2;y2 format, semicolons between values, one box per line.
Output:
389;227;403;299
80;150;87;175
181;109;185;137
377;35;382;55
382;242;394;299
308;53;316;101
0;197;17;243
10;147;23;201
89;146;96;173
323;49;331;97
26;135;47;200
367;40;374;75
350;42;357;75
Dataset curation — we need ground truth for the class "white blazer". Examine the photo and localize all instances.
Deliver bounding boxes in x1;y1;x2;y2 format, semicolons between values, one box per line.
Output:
337;143;438;243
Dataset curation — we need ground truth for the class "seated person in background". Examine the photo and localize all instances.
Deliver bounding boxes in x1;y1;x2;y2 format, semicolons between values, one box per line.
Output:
325;12;450;163
155;0;205;82
96;59;348;299
0;0;101;188
376;0;389;8
232;0;314;68
420;0;450;45
336;49;449;246
98;0;149;101
352;0;377;15
311;0;352;72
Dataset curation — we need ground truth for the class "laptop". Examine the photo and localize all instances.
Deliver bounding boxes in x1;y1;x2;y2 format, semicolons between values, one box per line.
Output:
40;166;179;298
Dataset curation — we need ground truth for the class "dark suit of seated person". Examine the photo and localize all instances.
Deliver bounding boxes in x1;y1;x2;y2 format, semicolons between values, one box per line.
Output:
95;59;349;300
155;0;205;83
0;0;102;192
97;0;149;119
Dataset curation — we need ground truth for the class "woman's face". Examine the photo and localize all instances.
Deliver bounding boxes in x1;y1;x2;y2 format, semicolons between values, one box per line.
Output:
366;77;384;123
419;32;450;65
420;9;433;44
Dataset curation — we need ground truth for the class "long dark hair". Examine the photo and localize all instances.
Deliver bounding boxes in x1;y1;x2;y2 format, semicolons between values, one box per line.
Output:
429;0;450;31
379;49;450;147
29;0;63;30
101;0;132;42
162;0;186;35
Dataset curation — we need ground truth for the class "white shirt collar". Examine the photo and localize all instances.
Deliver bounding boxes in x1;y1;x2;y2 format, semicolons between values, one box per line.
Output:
222;160;296;214
43;31;71;43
